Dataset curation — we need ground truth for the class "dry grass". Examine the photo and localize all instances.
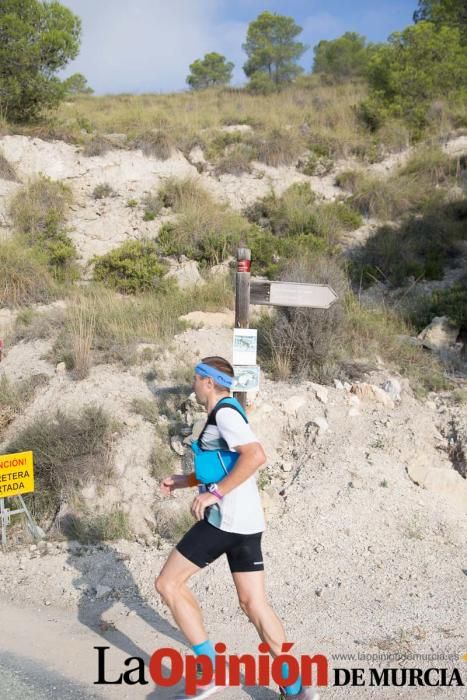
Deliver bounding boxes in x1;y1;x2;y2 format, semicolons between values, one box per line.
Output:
0;374;48;436
66;508;131;543
10;306;67;348
68;293;97;380
81;136;112;157
157;178;252;264
214;144;254;175
132;398;159;424
129;129;175;159
0;151;17;181
6;405;117;522
9;175;72;240
337;145;462;221
0;238;55;307
51;85;367;151
258;252;449;392
259;254;349;383
50;277;233;369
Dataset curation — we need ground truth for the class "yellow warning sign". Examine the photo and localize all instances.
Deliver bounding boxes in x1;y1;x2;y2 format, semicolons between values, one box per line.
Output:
0;451;34;496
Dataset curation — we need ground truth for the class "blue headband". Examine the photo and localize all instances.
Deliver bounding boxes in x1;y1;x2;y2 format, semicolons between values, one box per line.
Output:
195;363;233;389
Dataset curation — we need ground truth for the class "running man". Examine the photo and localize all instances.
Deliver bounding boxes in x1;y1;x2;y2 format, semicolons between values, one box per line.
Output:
156;356;319;699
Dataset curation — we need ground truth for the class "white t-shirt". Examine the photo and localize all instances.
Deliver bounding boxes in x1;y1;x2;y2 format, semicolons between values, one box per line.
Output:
199;407;265;535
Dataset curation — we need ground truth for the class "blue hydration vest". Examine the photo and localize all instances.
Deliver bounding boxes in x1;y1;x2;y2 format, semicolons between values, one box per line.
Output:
191;397;248;484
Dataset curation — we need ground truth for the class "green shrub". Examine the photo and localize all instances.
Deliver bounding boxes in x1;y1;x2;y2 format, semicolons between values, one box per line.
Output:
453;389;467;405
408;275;467;334
338;169;448;220
374;120;410;153
343;297;451;395
8;175;78;279
245;183;362;243
257;252;449;392
0;239;55;307
9;175;72;240
6;406;116;522
351;199;467;287
325;201;363;230
92;240;168;294
299;152;334;176
335;169;362;192
92;183;116;199
157;183;252;265
364;22;467;133
246;73;277;95
126;199;138;208
155;505;195;542
247;229;331;278
205;131;245;160
399;146;460;185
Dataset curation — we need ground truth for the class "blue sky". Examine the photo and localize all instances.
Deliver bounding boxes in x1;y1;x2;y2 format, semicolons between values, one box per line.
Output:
60;1;416;94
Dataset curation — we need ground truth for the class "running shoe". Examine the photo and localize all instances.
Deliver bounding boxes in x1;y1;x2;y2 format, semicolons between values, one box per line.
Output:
173;664;228;699
173;680;222;699
278;686;321;700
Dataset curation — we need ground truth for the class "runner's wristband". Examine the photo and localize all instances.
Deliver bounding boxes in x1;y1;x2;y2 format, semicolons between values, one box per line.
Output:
208;483;223;500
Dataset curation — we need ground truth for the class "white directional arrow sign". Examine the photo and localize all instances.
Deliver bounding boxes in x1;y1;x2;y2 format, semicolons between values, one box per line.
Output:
250;278;338;308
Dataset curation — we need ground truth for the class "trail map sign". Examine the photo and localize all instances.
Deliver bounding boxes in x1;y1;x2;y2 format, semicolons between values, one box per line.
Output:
233;365;260;392
233;328;257;365
0;451;34;496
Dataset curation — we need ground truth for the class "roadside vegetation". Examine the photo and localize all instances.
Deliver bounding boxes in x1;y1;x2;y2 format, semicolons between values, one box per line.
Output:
6;406;117;526
8;175;79;283
258;253;451;393
48;276;234;375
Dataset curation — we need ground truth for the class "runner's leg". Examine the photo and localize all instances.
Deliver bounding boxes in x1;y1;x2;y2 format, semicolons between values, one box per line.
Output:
232;570;303;695
155;548;207;645
232;570;287;654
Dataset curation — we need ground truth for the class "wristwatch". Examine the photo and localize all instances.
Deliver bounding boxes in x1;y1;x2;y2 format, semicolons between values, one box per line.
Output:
208;483;223;500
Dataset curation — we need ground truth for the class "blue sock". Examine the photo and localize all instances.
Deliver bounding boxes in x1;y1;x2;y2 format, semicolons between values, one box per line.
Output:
282;661;302;695
192;639;216;664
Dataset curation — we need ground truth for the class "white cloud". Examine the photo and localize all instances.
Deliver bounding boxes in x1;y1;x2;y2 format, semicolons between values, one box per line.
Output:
60;0;248;93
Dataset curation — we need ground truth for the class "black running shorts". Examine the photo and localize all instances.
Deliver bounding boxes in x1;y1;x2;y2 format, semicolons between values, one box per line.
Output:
176;519;264;573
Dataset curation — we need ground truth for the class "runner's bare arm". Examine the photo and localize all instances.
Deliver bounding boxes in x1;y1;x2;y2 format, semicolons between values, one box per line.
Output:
160;473;198;495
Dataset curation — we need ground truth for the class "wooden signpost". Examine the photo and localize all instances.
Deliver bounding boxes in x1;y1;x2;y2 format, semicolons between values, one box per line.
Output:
234;247;338;409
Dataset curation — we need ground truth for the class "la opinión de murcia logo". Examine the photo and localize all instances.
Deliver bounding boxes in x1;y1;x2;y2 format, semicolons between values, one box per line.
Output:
94;643;327;694
94;644;465;693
